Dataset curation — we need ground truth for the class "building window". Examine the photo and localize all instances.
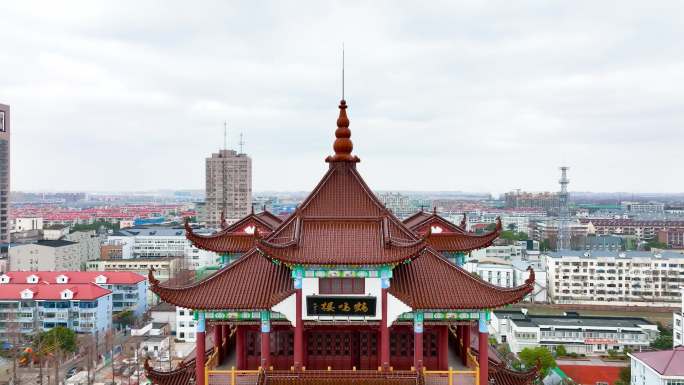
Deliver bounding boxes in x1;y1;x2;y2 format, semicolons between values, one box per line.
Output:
319;278;365;295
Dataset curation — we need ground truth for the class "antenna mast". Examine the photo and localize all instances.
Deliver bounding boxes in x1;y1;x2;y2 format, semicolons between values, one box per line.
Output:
239;132;245;154
342;43;345;100
223;121;228;151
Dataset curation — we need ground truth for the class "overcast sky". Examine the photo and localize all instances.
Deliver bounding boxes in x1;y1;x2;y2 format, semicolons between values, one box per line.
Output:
2;1;683;194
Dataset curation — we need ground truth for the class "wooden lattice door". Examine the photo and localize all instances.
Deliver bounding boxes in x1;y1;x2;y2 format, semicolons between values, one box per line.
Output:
358;331;378;369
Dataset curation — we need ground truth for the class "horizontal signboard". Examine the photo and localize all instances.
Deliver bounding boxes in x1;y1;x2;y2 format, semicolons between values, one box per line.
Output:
306;296;376;317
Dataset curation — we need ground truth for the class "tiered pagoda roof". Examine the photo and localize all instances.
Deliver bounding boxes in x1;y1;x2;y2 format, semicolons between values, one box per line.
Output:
186;208;282;253
390;249;534;309
150;99;534;311
403;209;466;234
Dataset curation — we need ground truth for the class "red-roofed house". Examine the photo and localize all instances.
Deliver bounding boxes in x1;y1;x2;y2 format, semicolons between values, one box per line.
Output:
0;282;111;340
558;364;623;385
0;271;147;316
630;347;684;385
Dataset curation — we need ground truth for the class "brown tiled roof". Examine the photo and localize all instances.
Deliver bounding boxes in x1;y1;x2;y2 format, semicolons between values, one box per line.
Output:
146;362;194;385
256;150;426;265
389;248;534;309
257;217;426;265
149;250;295;310
425;229;499;253
403;210;466;235
489;362;539;385
184;214;275;253
255;210;284;228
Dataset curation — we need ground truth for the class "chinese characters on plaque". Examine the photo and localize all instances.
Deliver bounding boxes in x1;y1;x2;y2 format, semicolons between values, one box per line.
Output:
306;296;377;316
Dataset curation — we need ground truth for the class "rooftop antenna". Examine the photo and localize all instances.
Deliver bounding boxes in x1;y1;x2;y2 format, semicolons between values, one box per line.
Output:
239;132;245;154
223;121;228;151
342;42;345;100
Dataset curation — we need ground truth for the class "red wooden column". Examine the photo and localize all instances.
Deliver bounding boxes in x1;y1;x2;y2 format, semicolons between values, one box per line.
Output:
380;273;390;370
260;311;271;369
196;312;206;385
478;312;489;385
413;312;424;370
223;324;230;358
439;325;449;370
293;275;304;370
213;324;224;365
461;323;470;366
235;326;245;369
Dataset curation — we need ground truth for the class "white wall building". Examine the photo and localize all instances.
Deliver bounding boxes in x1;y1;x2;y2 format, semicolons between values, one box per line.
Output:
464;257;547;303
545;251;684;307
674;287;683;347
175;307;197;342
491;310;658;355
107;227;219;269
13;217;43;232
629;347;684;385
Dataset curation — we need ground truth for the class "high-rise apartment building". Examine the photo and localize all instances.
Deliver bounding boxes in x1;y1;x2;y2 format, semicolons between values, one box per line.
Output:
205;149;252;227
0;103;9;257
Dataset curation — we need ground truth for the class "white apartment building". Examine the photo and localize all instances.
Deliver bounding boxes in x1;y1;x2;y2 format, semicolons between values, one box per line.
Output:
471;245;525;260
545;251;684;307
86;257;183;306
0;271;147;316
0;282;112;340
674;288;683;347
629;347;684;385
621;201;665;214
175;307;197;342
13;217;43;232
106;227;219;269
9;240;83;271
463;257;547;303
491;310;658;355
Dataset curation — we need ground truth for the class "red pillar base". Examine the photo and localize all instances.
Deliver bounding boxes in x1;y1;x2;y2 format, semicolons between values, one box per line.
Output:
294;289;304;370
380;287;390;370
414;331;423;370
235;326;245;370
196;331;206;385
461;324;470;366
479;329;489;385
261;332;271;370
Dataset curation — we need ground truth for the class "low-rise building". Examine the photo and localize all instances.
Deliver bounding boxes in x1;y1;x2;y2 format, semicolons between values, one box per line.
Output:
629;347;684;385
0;282;112;340
545;251;684;307
464;258;547;303
9;240;82;271
106;227;219;269
85;257;182;305
12;217;43;232
491;310;658;355
674;288;683;347
175;307;197;342
0;271;147;316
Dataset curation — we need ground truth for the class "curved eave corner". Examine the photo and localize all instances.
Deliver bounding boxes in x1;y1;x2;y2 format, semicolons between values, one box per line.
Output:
426;216;503;253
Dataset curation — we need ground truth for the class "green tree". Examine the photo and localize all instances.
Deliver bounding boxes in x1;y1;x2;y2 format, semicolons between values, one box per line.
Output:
650;323;673;350
518;346;556;377
644;239;668;251
35;327;77;384
615;366;631;385
115;310;136;328
555;345;567;357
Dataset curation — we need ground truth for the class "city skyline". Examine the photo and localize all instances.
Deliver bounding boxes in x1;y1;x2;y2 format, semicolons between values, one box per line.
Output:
1;1;683;193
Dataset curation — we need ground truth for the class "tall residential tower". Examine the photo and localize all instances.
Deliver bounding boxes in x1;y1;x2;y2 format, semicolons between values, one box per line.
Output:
557;166;570;251
205;149;252;228
0;103;9;257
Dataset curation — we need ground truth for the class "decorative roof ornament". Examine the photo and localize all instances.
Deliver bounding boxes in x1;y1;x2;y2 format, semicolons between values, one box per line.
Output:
148;266;159;286
525;265;536;285
325;100;360;163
